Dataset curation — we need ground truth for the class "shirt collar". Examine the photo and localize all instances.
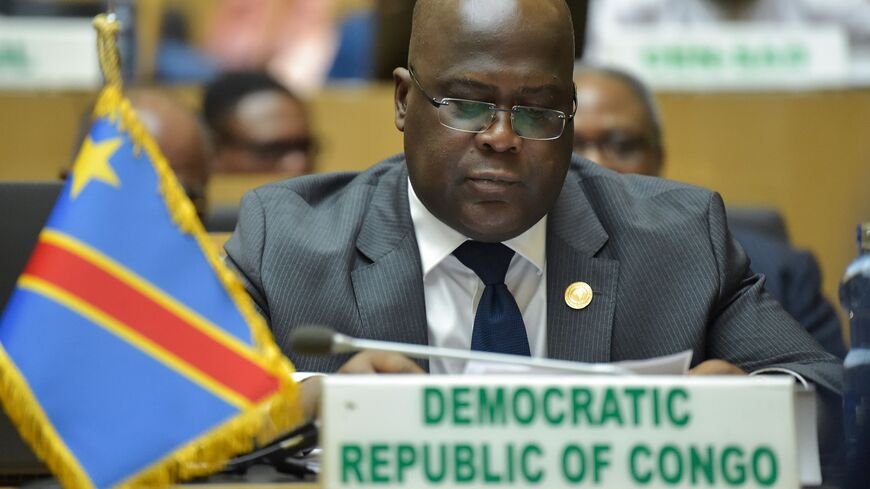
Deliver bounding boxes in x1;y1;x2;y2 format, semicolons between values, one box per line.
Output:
408;178;546;278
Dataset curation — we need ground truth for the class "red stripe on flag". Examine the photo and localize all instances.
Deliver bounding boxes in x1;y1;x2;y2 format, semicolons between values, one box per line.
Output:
24;240;281;404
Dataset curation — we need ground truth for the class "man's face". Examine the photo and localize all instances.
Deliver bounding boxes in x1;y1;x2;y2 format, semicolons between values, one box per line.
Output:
395;0;575;243
214;91;315;175
573;74;662;176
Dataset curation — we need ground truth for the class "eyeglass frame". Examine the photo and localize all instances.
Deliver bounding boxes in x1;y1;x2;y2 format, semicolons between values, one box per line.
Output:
572;130;656;167
215;133;317;162
407;65;577;141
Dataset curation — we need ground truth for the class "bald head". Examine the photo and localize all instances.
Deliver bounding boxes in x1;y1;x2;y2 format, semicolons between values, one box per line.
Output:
573;67;664;177
128;89;212;218
412;0;573;35
409;0;574;76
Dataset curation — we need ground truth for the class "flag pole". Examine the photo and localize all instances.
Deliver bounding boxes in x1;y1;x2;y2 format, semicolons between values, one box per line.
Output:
89;4;305;462
92;13;123;89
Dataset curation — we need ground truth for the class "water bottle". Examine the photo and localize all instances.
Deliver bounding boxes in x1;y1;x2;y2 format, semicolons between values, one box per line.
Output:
840;223;870;489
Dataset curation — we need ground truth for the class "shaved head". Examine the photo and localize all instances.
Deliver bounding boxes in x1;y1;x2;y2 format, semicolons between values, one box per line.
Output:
572;67;664;177
409;0;574;74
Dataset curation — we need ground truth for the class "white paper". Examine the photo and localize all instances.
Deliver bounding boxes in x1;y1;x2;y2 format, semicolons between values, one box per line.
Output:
462;349;693;376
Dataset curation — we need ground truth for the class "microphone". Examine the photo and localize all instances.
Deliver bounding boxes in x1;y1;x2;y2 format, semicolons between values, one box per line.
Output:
290;326;631;375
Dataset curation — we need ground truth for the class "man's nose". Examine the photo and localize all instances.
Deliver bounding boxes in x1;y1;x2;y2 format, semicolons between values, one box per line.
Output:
476;112;522;153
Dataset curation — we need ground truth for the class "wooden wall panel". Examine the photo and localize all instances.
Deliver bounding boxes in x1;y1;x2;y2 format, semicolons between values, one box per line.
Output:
658;90;870;327
1;86;867;336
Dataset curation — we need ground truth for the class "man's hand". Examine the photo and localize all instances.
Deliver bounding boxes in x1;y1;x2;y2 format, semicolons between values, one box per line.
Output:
338;350;426;374
299;375;323;420
689;359;747;376
299;351;424;419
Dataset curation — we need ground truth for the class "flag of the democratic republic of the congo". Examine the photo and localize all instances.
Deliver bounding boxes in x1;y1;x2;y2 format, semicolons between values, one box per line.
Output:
0;86;302;489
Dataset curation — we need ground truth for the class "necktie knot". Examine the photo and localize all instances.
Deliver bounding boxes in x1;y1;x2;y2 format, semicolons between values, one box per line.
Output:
452;241;515;285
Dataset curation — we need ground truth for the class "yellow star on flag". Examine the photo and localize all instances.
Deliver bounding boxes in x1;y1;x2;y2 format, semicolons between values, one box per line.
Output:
70;136;123;199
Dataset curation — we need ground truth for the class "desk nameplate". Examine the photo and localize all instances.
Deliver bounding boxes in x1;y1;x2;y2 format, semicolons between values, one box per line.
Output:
321;375;798;488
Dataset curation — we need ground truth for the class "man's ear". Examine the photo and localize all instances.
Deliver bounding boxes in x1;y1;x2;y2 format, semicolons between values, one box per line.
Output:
393;67;411;132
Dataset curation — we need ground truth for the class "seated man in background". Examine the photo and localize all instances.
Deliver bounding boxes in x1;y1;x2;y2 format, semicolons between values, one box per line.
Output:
67;89;212;220
203;71;316;176
572;65;847;358
128;89;213;220
224;0;842;451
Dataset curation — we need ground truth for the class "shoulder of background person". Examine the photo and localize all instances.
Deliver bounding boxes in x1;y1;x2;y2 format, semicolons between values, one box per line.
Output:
569;154;718;228
249;153;407;211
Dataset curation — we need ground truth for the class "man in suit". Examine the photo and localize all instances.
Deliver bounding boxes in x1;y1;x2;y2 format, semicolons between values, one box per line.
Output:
225;0;841;430
571;65;847;358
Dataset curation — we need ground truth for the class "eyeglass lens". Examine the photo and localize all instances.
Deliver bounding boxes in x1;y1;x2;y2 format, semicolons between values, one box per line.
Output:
438;99;565;140
511;106;566;140
573;132;649;163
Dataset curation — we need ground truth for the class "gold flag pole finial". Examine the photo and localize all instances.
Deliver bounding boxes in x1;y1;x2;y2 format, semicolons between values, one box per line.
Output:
93;13;123;88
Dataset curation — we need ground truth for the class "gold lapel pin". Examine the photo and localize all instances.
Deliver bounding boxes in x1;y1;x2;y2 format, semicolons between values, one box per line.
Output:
565;281;593;310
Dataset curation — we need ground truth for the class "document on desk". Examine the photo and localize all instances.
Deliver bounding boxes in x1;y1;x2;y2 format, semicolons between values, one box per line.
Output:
463;349;693;375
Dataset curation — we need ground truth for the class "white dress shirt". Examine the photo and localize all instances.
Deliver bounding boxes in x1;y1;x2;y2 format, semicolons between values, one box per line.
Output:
408;180;548;374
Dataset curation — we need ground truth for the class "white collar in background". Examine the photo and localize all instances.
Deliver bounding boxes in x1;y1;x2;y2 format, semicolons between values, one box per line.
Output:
407;178;547;278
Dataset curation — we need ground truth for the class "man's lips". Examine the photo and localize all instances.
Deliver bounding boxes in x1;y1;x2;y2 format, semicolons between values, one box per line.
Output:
465;170;521;185
464;171;521;196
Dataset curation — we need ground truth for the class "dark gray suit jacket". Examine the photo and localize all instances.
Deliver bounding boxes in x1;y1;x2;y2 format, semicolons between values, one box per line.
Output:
730;226;847;359
225;154;842;398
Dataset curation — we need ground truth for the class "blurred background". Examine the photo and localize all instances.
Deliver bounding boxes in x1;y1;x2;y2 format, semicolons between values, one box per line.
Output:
0;0;868;341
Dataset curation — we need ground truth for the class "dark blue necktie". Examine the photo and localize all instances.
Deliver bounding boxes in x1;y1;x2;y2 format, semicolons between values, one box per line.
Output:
452;241;531;356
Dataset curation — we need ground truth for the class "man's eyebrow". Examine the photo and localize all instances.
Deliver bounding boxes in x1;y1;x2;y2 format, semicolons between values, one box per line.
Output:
438;78;563;97
439;78;495;93
518;84;561;96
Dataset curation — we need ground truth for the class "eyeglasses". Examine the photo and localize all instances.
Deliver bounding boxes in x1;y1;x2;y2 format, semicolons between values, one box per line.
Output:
408;66;575;141
573;131;652;166
219;136;316;163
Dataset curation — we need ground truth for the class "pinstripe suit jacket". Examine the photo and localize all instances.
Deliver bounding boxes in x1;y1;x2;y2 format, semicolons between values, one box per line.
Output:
225;154;842;397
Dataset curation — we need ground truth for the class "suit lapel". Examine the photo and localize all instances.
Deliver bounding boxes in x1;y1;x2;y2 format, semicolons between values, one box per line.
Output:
546;171;619;363
347;159;618;368
350;164;430;369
